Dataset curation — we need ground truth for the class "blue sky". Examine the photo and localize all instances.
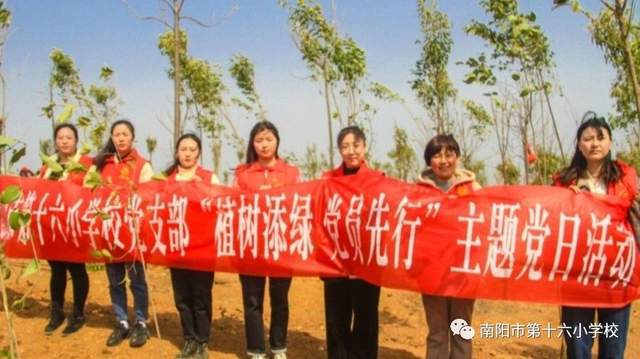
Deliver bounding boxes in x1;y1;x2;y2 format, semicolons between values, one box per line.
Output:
3;0;618;180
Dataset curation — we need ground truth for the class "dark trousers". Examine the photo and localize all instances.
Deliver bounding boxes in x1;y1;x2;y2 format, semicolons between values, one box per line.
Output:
561;305;631;359
170;268;214;344
323;278;380;359
48;260;89;317
239;275;292;355
422;295;474;359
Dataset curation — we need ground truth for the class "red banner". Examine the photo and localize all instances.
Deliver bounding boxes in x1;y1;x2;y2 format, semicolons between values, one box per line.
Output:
1;175;638;307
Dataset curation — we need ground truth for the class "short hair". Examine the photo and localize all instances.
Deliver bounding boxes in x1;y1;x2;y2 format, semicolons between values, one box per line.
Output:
423;134;460;165
53;123;79;141
336;126;366;147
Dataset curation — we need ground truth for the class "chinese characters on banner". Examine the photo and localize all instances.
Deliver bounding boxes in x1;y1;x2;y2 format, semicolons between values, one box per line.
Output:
0;175;638;307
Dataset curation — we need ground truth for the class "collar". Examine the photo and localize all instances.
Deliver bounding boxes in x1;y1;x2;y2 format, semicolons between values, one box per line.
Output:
242;158;288;173
106;149;141;164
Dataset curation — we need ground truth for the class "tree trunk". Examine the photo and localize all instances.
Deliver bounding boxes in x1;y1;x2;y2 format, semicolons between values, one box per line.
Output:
323;64;335;168
173;0;182;145
536;71;566;161
212;139;221;177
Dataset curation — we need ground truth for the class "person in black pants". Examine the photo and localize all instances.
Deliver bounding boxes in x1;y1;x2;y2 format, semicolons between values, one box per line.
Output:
166;134;220;359
234;122;300;359
321;126;384;359
47;261;89;336
21;124;92;336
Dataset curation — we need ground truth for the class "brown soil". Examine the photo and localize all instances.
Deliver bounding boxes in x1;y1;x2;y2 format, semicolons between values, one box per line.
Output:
1;261;639;358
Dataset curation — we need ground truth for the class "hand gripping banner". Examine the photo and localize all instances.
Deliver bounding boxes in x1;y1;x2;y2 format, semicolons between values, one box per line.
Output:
1;175;638;307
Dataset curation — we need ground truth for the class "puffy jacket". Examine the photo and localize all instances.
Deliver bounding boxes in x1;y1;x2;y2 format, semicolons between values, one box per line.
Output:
417;167;481;195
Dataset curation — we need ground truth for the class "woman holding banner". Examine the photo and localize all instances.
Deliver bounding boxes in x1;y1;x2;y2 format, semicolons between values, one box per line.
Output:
23;123;93;336
166;133;220;359
418;134;480;359
89;119;154;348
234;121;300;359
553;112;637;359
322;125;383;359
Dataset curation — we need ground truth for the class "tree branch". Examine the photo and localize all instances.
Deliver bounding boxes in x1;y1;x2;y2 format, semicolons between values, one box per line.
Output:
122;0;172;28
180;4;239;28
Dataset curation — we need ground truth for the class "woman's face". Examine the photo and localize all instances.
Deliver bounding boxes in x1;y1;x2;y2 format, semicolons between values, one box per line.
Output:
339;133;366;169
55;127;77;157
430;147;458;182
177;138;200;170
111;124;134;155
253;129;278;162
578;126;611;166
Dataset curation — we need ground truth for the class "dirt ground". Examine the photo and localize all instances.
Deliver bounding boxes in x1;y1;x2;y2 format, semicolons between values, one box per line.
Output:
1;261;639;358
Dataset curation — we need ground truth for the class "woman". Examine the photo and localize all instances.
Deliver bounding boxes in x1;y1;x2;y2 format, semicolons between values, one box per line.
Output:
89;119;153;348
36;123;92;336
235;121;299;359
418;134;480;359
322;126;383;359
166;134;220;359
554;112;637;359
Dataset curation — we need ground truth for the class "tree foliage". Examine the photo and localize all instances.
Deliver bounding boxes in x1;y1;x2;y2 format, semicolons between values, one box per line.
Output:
386;126;418;181
411;0;456;135
229;54;268;121
284;0;370;167
587;4;640;134
45;49;119;153
463;0;563;183
528;147;566;185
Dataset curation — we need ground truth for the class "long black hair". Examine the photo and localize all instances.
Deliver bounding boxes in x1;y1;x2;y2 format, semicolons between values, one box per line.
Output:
245;121;280;164
557;111;620;185
94;119;135;171
164;133;202;175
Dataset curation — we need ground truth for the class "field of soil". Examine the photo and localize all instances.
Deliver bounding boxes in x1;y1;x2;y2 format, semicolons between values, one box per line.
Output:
1;261;639;358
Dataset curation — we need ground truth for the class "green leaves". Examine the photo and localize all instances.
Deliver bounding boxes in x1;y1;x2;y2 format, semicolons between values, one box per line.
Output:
9;146;26;168
8;211;30;230
76;116;91;128
65;160;88;174
20;259;39;280
230;55;257;98
56;103;76;123
84;168;103;189
0;185;21;204
0;135;16;148
40;152;63;173
0;263;10;280
100;65;114;81
90;248;113;261
370;82;403;103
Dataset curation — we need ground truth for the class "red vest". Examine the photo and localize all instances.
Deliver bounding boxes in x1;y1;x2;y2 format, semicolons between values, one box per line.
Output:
234;158;300;190
553;160;638;203
322;162;384;179
167;166;213;183
39;154;93;186
99;149;149;188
